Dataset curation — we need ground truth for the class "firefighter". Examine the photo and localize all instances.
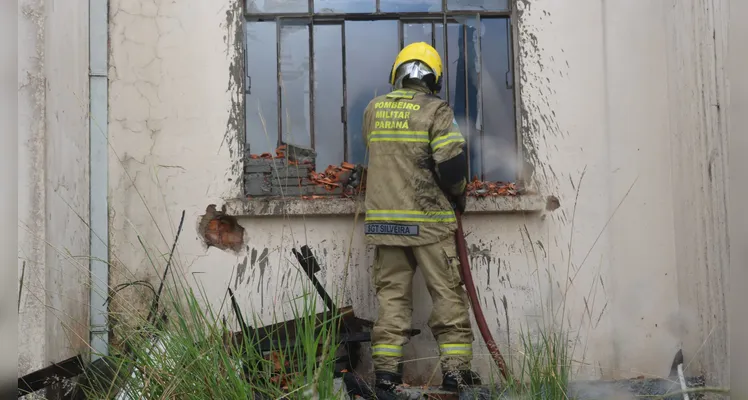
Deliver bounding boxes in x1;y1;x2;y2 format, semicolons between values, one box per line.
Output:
361;42;481;393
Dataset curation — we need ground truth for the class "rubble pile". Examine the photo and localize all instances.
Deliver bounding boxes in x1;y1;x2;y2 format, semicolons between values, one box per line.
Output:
244;144;366;199
245;144;517;199
466;178;518;197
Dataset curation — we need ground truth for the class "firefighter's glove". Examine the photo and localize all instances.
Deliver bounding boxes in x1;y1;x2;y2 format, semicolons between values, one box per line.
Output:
346;164;366;191
452;192;467;214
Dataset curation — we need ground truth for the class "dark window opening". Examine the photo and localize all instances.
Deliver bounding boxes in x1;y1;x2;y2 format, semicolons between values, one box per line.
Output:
244;1;518;197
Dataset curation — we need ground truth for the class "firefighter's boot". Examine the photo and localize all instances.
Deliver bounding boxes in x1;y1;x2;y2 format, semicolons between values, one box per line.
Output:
441;370;482;392
374;371;403;397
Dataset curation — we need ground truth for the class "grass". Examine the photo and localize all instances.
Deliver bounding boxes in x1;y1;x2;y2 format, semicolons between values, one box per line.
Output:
76;263;345;399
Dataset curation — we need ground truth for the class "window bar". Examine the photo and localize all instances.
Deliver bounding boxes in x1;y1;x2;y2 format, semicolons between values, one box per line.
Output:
276;18;283;147
430;21;436;49
309;20;316;148
442;12;449;105
505;17;513;90
246;11;512;22
341;23;349;161
509;15;523;183
376;0;380;13
244;22;250;95
476;14;485;181
463;23;472;179
398;20;404;49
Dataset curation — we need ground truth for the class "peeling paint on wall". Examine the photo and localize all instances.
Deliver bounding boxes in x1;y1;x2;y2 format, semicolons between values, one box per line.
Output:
220;0;246;189
18;0;47;377
515;0;569;199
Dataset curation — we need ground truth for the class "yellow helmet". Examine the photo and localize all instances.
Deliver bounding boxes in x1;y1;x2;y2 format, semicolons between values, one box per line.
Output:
389;42;443;88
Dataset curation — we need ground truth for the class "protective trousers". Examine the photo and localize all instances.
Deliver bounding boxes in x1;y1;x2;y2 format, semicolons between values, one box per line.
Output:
371;235;474;374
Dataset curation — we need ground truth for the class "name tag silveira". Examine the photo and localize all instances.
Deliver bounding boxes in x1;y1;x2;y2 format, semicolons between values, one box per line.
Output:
365;223;420;236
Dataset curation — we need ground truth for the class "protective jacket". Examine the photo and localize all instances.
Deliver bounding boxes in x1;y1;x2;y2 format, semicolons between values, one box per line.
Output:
362;84;467;247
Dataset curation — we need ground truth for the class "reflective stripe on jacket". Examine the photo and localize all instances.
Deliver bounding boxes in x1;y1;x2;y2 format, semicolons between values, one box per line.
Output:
362;85;466;247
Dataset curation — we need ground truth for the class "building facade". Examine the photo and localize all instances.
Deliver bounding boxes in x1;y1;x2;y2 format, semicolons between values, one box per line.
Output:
18;0;733;391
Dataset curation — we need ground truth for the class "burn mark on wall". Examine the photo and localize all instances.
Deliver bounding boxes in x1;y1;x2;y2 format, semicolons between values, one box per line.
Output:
234;255;248;289
515;0;569;197
242;247;271;309
257;248;269;281
198;204;245;252
468;242;494;288
545;195;560;211
250;247;258;267
501;294;510;348
220;0;246;189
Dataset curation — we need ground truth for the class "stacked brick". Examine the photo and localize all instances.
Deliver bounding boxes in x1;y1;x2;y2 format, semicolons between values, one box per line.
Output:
466;178;518;197
244;144;363;198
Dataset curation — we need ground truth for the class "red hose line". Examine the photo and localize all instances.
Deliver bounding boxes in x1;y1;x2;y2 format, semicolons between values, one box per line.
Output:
454;210;512;383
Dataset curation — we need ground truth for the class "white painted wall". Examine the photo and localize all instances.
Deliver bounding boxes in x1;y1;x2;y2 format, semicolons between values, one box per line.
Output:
18;0;91;381
105;0;730;388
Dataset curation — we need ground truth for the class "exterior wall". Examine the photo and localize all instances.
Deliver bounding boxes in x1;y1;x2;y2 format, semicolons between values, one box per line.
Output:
18;0;91;380
106;0;730;387
665;0;730;389
727;1;748;397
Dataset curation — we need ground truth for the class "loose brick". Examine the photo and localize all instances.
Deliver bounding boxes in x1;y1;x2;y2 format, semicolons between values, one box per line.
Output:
286;143;317;165
245;158;283;174
272;165;315;179
197;205;245;253
271;177;315;187
311;185;343;196
245;173;272;196
335;169;353;185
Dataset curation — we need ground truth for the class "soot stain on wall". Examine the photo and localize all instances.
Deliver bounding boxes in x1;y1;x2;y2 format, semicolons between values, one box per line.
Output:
515;0;569;203
235;255;248;289
221;0;245;189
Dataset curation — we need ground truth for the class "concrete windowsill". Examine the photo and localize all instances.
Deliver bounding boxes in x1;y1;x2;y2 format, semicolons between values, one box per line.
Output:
224;194;546;217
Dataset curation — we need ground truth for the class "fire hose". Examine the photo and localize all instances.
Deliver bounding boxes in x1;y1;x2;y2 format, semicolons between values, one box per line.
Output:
454;210;512;383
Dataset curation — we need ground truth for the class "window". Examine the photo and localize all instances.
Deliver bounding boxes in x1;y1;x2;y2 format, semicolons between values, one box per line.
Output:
244;0;518;197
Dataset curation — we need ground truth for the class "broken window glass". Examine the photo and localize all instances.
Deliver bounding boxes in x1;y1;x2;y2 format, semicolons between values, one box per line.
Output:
245;22;279;154
313;25;345;169
245;12;516;194
447;0;509;11
479;18;516;182
403;23;432;47
345;20;399;165
315;0;375;13
451;20;483;179
380;0;441;12
280;23;312;148
434;24;456;101
246;0;309;13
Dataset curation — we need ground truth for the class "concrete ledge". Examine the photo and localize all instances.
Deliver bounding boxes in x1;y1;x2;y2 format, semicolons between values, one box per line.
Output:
224;194;546;217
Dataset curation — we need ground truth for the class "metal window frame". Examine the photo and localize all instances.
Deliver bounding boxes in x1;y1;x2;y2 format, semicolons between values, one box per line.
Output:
245;0;521;182
246;11;511;22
